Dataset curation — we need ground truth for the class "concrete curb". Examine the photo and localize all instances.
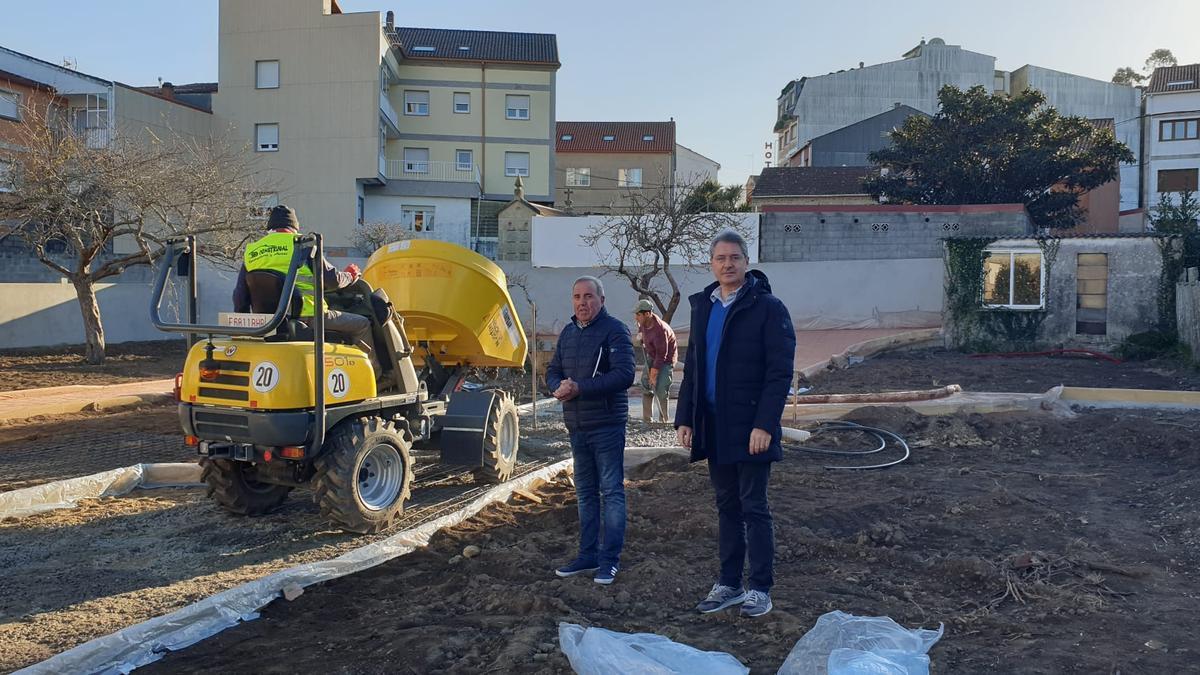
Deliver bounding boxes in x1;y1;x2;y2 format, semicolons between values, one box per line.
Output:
1060;386;1200;409
0;382;175;424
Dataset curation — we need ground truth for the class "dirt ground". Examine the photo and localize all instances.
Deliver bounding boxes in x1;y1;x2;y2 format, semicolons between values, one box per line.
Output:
0;340;187;392
144;403;1200;674
809;347;1200;394
0;410;675;672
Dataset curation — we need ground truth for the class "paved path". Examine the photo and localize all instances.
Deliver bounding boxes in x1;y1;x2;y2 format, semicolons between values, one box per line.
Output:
0;380;175;423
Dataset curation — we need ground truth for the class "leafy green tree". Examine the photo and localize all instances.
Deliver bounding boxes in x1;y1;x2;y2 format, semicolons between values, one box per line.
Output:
864;85;1135;229
681;179;750;213
1111;67;1146;85
1145;48;1178;71
1150;189;1199;235
1111;48;1177;84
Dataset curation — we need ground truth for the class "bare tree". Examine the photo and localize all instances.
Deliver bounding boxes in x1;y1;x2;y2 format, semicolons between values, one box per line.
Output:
0;105;277;363
581;173;753;322
350;220;414;256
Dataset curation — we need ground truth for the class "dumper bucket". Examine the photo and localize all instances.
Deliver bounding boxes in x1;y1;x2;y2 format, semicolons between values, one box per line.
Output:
363;239;528;368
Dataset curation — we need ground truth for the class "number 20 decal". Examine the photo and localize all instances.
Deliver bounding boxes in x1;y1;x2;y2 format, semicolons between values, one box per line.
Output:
252;361;279;393
327;368;350;399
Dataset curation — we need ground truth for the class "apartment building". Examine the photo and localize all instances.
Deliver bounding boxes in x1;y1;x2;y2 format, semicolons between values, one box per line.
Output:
1143;64;1200;220
773;38;1142;209
554;121;718;214
214;0;560;254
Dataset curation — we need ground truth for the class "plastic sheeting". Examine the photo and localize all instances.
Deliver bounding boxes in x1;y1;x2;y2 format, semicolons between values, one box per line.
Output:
559;623;749;675
0;463;202;520
18;458;573;675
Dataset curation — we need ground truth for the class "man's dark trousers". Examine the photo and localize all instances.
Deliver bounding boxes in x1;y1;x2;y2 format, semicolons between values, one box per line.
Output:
569;423;627;568
705;412;774;593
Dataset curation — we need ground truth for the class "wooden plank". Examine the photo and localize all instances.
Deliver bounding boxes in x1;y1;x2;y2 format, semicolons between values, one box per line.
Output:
1077;253;1109;266
1077;307;1107;322
511;488;543;504
1076;266;1109;280
1076;279;1108;295
1078;294;1108;310
1076;321;1107;336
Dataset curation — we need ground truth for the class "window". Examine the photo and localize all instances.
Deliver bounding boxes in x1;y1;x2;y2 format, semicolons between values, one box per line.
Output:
456;149;473;172
982;249;1044;309
255;123;279;152
566;167;591;187
560;133;573;141
504;151;529;177
380;66;389;94
404;90;429;116
0;89;19;120
602;134;615;142
505;94;530;120
453;92;470;114
255;60;279;89
0;159;14;192
412;46;436;53
357;196;365;225
403;147;429;173
642;134;654;141
401;205;435;232
618;168;642;188
1160;119;1199;141
1158;168;1199;193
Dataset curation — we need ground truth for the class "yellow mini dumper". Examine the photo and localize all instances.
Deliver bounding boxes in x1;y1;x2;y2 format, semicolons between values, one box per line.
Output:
151;234;527;533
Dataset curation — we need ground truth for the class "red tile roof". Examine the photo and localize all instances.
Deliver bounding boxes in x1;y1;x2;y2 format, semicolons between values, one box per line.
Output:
556;121;675;153
1147;64;1200;94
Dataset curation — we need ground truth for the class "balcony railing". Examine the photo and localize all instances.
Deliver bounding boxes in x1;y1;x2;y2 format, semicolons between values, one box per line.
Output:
385;159;481;185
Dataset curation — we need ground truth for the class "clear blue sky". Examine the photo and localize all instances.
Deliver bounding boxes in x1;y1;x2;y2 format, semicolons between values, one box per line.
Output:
3;0;1198;189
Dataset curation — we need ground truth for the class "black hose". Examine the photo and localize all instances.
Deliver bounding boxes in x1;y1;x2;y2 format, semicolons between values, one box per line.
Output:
786;421;911;470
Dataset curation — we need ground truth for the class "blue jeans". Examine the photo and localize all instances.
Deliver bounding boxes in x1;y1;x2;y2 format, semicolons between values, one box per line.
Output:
569;423;627;568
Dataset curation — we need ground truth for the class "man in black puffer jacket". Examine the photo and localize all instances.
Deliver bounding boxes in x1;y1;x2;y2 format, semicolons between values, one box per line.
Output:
676;229;795;618
547;276;635;586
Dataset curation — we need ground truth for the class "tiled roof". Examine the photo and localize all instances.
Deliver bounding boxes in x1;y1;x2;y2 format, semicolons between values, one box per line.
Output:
1147;64;1200;94
389;27;559;66
555;121;675;153
751;166;877;197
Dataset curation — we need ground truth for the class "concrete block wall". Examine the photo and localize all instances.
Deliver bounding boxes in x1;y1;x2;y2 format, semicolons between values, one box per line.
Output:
759;208;1031;262
1178;273;1200;361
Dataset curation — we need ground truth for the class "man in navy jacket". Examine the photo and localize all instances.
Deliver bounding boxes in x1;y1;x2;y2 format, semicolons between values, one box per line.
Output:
675;230;795;617
547;276;635;585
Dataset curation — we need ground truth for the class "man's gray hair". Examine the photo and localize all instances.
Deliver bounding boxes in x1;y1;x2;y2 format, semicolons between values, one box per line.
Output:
709;229;749;258
573;275;605;298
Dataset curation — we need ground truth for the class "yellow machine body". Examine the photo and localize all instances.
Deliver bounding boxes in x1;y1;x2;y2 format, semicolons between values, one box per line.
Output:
180;339;375;411
363;239;528;368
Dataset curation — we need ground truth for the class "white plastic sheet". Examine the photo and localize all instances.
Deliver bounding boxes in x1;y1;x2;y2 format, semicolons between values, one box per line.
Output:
777;611;944;675
0;463;202;520
18;458;573;675
559;623;749;675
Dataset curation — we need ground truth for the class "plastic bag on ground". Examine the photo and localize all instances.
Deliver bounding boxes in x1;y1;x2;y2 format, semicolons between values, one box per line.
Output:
559;622;749;675
777;610;944;675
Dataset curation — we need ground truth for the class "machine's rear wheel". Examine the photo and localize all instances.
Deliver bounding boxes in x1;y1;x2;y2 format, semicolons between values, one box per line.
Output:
313;416;413;534
475;392;520;484
201;458;292;516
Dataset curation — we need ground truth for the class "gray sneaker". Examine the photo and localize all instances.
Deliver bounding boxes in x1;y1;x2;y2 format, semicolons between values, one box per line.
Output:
696;584;747;613
739;590;773;617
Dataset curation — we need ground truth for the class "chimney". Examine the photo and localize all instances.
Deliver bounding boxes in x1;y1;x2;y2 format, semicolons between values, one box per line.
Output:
859;61;864;68
385;10;394;32
894;102;901;108
514;175;525;200
160;82;175;100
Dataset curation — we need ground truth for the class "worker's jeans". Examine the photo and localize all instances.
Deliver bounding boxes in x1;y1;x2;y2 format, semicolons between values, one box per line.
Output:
322;310;372;349
569;423;627;569
640;364;673;422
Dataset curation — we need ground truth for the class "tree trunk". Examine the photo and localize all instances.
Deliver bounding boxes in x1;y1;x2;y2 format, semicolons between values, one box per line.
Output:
72;278;107;364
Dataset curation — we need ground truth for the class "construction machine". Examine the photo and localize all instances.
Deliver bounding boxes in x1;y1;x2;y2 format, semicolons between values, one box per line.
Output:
150;234;527;533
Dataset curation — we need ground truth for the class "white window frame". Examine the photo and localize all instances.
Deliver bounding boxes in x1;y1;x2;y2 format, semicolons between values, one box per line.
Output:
0;159;14;192
455;149;473;172
255;123;279;152
255;60;280;89
0;89;20;120
505;94;530;120
453;91;470;114
504;151;530;177
401;205;435;232
404;90;429;116
403;147;429;173
982;248;1046;310
618;167;642;188
566;167;591;187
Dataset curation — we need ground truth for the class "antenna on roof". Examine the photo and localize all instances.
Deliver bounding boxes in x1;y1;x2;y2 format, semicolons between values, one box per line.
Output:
61;56;77;70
